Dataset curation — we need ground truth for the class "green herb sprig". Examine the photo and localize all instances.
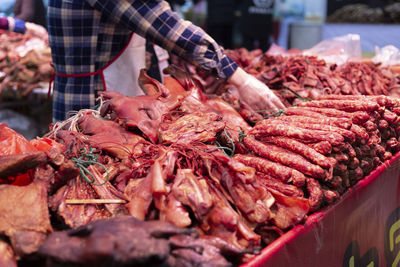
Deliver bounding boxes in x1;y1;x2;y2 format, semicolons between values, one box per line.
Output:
72;146;110;186
215;129;236;157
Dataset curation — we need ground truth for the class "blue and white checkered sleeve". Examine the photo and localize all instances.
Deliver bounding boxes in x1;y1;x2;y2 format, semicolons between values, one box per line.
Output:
87;0;238;78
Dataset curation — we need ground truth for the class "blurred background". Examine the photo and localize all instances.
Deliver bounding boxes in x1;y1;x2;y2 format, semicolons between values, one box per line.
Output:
1;0;399;53
0;0;399;139
168;0;400;53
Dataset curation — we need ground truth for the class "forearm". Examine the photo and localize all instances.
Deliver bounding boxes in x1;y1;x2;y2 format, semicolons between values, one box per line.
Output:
87;0;238;78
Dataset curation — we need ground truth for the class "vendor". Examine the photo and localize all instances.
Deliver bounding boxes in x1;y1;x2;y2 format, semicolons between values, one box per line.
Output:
0;16;47;38
47;0;285;122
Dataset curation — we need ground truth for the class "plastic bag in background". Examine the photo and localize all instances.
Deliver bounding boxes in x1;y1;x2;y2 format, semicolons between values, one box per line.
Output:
372;45;400;66
267;43;302;56
303;34;362;65
266;43;286;56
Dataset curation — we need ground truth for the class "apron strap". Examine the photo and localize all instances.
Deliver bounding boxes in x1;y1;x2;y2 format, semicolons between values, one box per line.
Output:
47;69;106;99
47;33;135;99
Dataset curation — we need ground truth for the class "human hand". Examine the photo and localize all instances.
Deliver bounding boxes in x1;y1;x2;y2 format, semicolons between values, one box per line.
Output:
25;22;48;41
228;67;285;112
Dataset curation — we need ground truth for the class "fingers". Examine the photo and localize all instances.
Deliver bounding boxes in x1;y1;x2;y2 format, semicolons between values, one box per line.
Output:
235;73;286;112
254;93;285;112
261;86;285;111
263;88;284;107
253;99;277;113
264;102;281;112
270;95;286;109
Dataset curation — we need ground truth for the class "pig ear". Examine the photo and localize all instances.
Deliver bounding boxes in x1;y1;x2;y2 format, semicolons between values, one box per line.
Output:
99;101;111;117
138;69;170;97
163;65;198;92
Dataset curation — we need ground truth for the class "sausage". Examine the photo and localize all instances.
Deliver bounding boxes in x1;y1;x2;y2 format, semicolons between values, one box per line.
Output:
258;136;337;168
333;163;347;176
342;171;350;188
323;189;340;204
318;95;368;101
275;120;355;143
372;144;386;158
372;156;381;168
306;178;323;212
344;143;357;158
233;154;306;186
350;124;369;144
383;151;393;161
348;157;360;170
293;107;370;125
386;137;399;151
369;95;400;108
360;159;373;174
244;136;327;180
250;120;345;147
327;176;344;190
368;130;381;146
382;109;399;124
276;114;351;129
308;141;332;155
318;95;400;109
378;119;389;129
284;107;326;118
332;153;349;163
363;121;378;132
349;167;364;182
298;99;379;112
256;173;304;197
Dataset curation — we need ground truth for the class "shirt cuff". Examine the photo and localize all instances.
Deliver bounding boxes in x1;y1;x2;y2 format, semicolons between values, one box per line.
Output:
217;55;239;79
14;19;26;34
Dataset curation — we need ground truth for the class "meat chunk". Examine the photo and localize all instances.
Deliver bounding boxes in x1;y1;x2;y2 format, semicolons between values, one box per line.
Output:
39;216;242;267
99;91;183;143
0;180;52;258
78;112;148;159
159;112;225;144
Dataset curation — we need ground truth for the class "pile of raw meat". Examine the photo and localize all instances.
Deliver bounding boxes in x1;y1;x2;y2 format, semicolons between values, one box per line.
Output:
0;30;52;100
1;65;400;266
173;48;400;124
225;48;400;107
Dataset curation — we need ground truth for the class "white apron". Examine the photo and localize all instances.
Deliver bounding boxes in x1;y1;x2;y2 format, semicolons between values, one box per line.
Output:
153;43;170;83
103;33;146;97
49;33;169;98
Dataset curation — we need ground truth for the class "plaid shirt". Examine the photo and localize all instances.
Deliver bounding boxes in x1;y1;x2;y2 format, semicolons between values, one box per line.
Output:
48;0;238;121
